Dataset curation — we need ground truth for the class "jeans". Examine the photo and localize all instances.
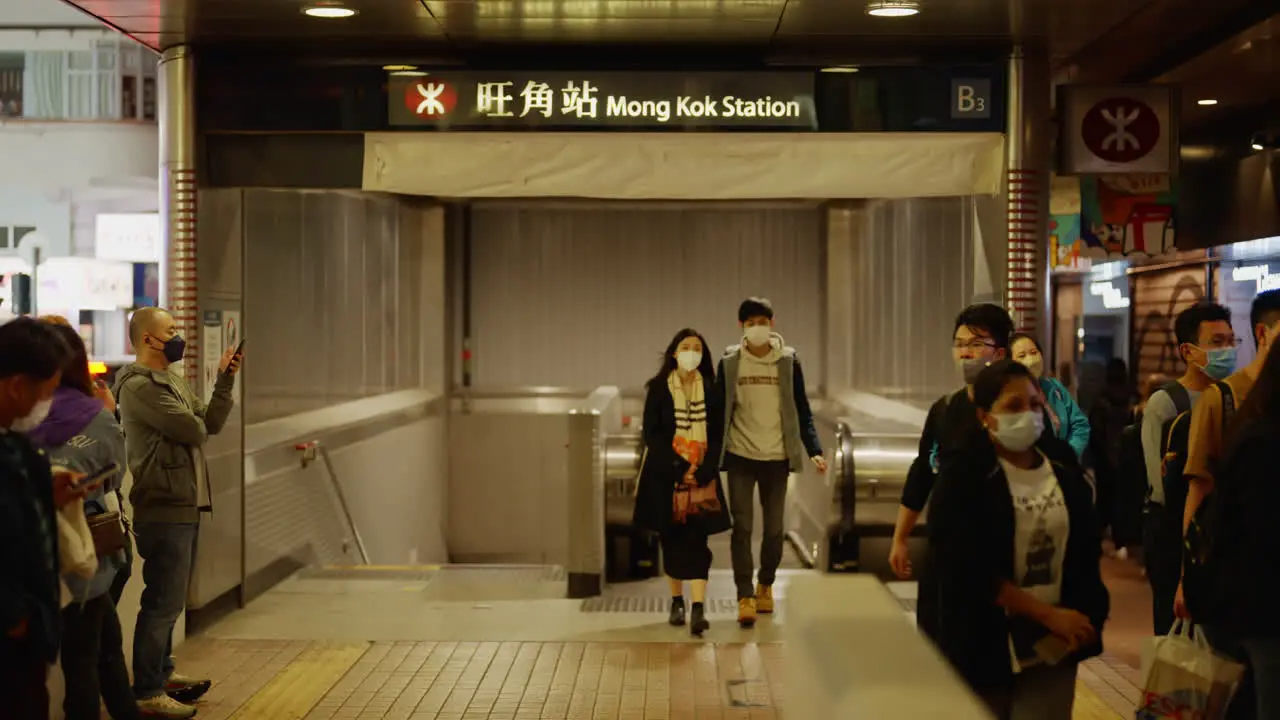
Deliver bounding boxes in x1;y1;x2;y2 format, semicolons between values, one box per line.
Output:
726;454;790;599
62;594;139;720
1143;506;1181;636
132;521;198;699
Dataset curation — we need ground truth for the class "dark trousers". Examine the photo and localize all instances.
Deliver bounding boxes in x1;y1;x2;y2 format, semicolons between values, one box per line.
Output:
726;454;790;599
1143;506;1182;637
110;532;133;607
0;641;50;720
62;594;140;720
133;521;198;699
1201;625;1261;720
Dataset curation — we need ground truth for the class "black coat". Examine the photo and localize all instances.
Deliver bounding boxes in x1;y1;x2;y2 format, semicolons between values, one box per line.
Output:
632;374;732;536
928;435;1110;693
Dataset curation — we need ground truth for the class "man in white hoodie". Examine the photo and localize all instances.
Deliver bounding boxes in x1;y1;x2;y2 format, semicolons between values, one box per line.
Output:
713;297;825;628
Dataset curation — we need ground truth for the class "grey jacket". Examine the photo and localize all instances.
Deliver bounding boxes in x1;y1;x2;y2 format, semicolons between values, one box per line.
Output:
114;364;235;524
713;343;823;472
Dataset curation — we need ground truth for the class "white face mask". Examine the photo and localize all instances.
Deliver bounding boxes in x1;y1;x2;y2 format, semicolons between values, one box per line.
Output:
988;410;1043;453
1018;355;1044;378
676;350;701;373
10;397;52;433
743;325;772;348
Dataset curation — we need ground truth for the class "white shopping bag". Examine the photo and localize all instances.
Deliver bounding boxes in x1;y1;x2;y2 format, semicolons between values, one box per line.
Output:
1136;620;1245;720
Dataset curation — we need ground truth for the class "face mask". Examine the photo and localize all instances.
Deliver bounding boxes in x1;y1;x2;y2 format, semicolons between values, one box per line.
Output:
1018;355;1044;378
1197;347;1236;381
152;334;187;364
10;397;52;433
988;410;1043;453
959;356;990;385
676;350;701;373
743;325;772;348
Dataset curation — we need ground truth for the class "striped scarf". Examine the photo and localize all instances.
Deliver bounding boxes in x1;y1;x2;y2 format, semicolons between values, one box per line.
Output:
668;371;708;467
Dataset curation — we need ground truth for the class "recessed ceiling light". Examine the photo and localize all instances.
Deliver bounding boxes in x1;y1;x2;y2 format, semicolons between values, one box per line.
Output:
383;64;417;71
821;66;860;73
1197;98;1218;106
866;1;920;17
303;4;357;18
391;70;427;77
1253;140;1266;151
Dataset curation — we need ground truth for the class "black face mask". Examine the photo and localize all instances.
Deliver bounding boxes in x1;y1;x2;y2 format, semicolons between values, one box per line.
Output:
152;334;186;364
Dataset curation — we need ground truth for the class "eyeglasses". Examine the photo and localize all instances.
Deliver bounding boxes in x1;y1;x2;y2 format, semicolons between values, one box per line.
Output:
952;339;996;350
1199;336;1243;350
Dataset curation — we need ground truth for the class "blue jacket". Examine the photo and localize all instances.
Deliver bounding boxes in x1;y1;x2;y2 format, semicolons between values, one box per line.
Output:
26;387;128;603
1040;377;1090;460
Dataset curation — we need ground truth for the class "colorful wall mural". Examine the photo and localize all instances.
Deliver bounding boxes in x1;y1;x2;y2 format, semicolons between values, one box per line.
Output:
1051;174;1178;269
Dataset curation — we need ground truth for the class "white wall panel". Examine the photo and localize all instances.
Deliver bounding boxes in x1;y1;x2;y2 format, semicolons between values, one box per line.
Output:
468;204;824;393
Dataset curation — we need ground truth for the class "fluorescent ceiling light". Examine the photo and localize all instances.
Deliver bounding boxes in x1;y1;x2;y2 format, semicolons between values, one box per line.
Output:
866;2;920;17
303;5;357;18
383;64;417;71
391;70;427;77
821;66;860;73
1196;99;1218;106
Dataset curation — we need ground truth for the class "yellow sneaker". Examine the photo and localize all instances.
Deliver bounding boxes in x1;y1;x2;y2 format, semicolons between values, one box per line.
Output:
738;597;757;628
756;584;774;614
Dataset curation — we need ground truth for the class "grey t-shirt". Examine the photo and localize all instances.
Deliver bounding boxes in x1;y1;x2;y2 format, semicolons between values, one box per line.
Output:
1139;387;1201;505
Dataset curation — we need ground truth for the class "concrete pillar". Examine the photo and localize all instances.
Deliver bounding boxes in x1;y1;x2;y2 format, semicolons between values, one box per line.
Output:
158;45;198;384
1004;45;1051;342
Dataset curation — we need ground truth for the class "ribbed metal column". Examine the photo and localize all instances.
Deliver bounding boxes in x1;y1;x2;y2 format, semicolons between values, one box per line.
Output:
1004;46;1050;338
159;45;198;384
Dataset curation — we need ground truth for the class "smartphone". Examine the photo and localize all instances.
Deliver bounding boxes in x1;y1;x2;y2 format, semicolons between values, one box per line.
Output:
79;462;121;492
233;338;245;356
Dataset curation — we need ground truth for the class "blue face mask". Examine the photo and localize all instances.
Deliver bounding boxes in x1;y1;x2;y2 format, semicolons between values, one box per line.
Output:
1199;347;1237;381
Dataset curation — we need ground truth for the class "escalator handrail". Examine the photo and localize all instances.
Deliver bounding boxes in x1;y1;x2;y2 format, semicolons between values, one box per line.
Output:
834;421;857;533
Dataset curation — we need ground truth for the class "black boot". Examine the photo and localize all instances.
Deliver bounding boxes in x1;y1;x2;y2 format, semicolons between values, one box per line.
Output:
690;602;709;636
669;596;687;626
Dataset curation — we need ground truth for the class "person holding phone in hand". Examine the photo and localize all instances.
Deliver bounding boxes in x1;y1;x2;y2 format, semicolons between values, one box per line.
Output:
928;361;1109;720
113;307;242;719
29;319;138;720
0;317;77;719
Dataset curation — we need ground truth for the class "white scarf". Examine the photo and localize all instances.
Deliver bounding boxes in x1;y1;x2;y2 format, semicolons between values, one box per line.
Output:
668;371;708;465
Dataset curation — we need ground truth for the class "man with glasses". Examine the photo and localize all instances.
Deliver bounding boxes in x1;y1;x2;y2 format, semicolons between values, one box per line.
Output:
1140;302;1234;636
890;303;1014;639
1176;290;1280;619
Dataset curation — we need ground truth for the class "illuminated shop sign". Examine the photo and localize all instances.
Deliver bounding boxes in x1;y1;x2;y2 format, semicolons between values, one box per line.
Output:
387;72;816;129
1231;264;1280;293
1089;281;1130;310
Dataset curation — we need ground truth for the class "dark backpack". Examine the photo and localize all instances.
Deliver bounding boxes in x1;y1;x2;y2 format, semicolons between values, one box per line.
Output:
1114;419;1146;546
1183;381;1237;617
1155;382;1195;512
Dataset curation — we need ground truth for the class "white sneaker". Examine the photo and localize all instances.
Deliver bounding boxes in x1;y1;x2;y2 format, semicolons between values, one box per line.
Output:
138;694;197;718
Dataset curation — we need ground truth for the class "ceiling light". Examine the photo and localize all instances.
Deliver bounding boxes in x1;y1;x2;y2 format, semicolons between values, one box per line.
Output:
1196;99;1218;106
391;70;427;77
821;66;860;73
383;64;417;71
866;1;920;17
1253;140;1266;151
303;4;357;18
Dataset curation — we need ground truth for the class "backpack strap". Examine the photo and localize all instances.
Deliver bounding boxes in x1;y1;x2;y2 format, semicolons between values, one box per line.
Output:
1163;380;1192;416
1216;381;1236;431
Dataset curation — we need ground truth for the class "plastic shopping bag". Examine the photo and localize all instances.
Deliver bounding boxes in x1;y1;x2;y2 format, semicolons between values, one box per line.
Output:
1135;620;1245;719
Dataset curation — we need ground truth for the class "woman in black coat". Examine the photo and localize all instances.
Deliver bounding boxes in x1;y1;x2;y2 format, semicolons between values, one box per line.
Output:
930;361;1110;720
633;328;731;637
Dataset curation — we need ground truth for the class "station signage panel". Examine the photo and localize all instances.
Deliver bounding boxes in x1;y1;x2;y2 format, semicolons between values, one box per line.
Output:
387;72;816;130
1057;84;1179;176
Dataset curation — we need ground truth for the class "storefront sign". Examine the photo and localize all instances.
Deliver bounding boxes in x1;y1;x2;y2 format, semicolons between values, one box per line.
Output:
96;213;161;263
36;257;133;311
1057;85;1178;175
1088;280;1131;310
1231;264;1280;293
387;72;816;129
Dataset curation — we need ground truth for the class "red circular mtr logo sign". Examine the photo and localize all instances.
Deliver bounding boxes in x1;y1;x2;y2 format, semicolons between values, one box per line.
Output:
1080;97;1161;164
404;79;457;118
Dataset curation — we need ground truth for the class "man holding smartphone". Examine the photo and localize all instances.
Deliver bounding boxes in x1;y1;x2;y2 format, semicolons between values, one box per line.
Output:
115;307;242;719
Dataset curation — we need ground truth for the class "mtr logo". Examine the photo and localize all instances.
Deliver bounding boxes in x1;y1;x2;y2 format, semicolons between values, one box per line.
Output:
404;80;457;118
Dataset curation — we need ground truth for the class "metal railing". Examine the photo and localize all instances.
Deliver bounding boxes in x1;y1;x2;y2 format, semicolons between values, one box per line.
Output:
294;439;370;565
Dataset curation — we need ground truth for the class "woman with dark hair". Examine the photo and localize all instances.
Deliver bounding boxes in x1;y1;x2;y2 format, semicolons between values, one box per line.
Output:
929;360;1109;720
1190;335;1280;719
1009;333;1091;460
633;328;730;637
26;322;137;720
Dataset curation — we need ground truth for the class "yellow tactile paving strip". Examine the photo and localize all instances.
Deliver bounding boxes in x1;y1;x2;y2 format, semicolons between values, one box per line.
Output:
176;639;1130;719
227;643;369;720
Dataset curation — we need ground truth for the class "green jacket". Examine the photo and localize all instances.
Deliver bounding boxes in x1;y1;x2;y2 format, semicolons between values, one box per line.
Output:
114;364;235;524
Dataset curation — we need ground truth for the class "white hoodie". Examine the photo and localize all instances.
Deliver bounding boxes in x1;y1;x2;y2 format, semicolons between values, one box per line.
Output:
726;333;787;462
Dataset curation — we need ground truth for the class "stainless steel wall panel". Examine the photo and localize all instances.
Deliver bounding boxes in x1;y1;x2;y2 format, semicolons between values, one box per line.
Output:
467;205;824;393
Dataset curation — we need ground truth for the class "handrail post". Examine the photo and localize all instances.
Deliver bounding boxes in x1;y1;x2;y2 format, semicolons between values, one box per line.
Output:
296;440;370;565
827;422;859;573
